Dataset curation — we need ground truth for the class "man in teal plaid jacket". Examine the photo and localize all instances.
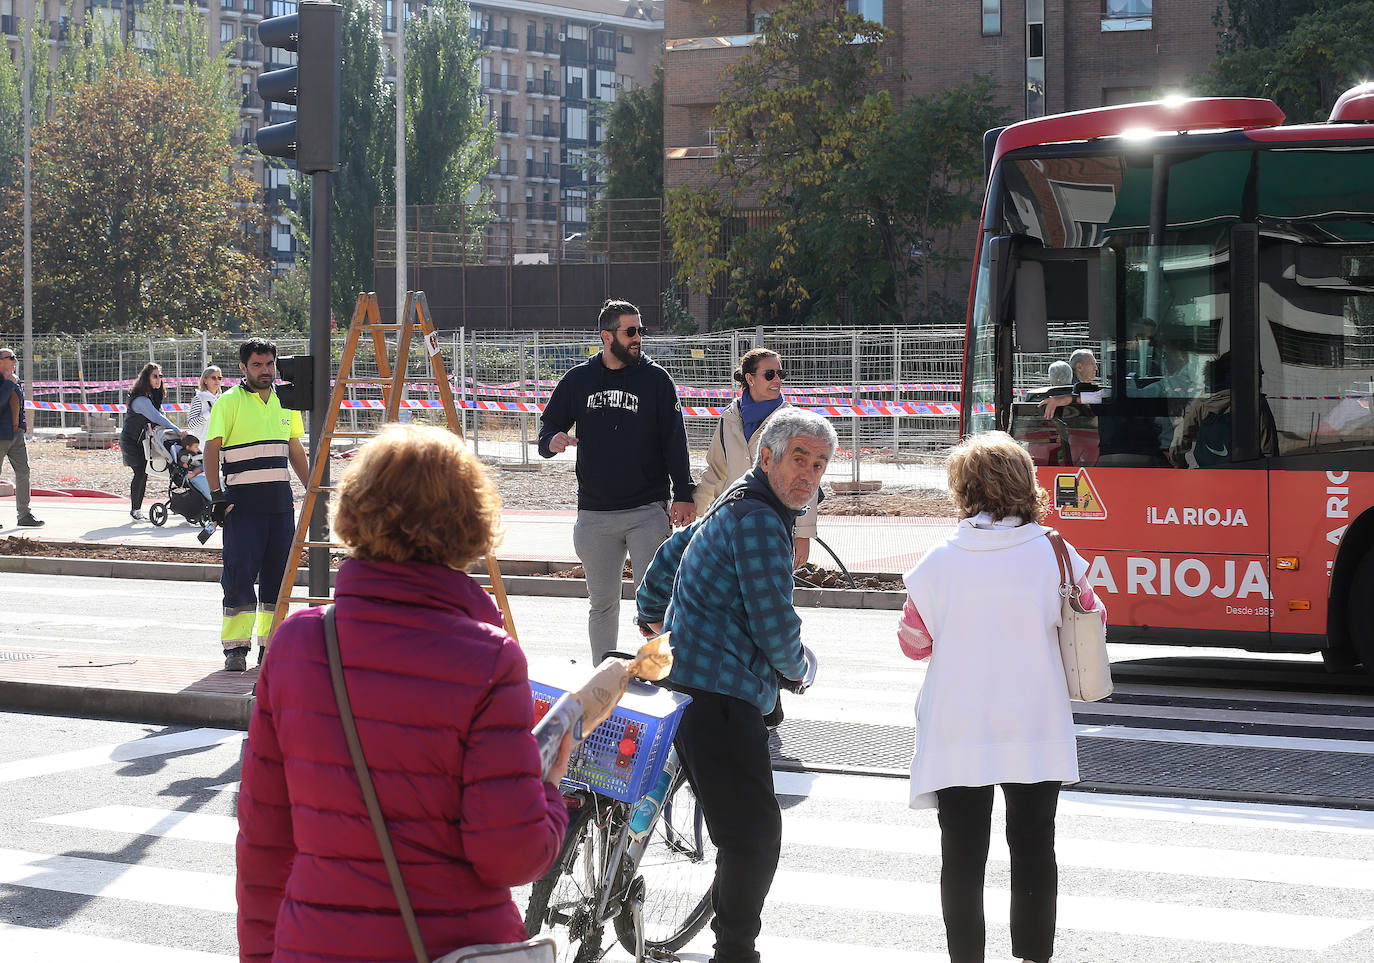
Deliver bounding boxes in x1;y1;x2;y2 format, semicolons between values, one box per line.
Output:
636;407;835;963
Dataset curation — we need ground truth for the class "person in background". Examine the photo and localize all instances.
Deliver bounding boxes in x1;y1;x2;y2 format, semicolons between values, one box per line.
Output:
173;431;211;502
1046;360;1073;387
897;431;1102;963
188;365;224;425
120;362;179;522
204;338;309;672
694;348;818;570
637;407;836;963
0;346;43;527
537;298;696;661
237;424;573;963
1040;349;1103;419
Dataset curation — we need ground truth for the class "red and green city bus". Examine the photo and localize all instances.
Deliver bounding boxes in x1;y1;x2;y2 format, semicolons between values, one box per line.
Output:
960;83;1374;672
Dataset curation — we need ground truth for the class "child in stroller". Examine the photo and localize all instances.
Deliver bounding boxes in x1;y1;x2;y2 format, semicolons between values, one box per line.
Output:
146;424;216;541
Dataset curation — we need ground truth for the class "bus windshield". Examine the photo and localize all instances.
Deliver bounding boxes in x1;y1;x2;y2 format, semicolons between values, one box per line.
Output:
970;145;1374;469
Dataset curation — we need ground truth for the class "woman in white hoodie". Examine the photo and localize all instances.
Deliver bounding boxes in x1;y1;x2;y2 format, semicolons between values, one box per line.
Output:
897;431;1103;963
693;347;817;569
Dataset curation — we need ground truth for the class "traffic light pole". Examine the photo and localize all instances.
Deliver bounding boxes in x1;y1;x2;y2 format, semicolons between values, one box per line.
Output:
308;170;331;599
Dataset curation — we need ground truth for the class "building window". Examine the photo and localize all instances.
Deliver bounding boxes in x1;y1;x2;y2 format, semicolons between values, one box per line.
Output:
220;23;235;44
618;33;632;53
1026;0;1045;118
846;0;882;25
981;0;1000;36
1102;0;1152;31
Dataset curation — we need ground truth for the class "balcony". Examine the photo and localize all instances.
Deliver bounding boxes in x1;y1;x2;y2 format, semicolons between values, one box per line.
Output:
483;29;517;50
242;0;258;13
494;118;519;135
483;74;519;93
664;35;762;53
526;33;560;56
525;161;557;180
528;202;558;223
1;15;15;34
48;19;74;42
231;42;259;61
526;77;561;97
383;15;396;33
527;118;559;139
490;159;518;177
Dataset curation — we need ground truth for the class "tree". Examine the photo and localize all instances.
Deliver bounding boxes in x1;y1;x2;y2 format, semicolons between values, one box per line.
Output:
664;0;1006;327
405;0;492;208
0;17;54;193
0;54;265;332
599;64;664;200
1199;0;1374;122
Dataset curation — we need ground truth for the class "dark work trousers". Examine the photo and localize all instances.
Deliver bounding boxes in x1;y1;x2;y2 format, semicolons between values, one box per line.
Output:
935;782;1061;963
220;509;294;652
123;445;148;511
673;689;780;963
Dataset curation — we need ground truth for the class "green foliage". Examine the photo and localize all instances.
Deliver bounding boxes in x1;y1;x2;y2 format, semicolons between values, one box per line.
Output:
1199;0;1374;122
405;0;493;208
600;65;664;200
661;284;699;335
665;0;1005;327
0;53;266;332
0;18;56;192
255;265;312;334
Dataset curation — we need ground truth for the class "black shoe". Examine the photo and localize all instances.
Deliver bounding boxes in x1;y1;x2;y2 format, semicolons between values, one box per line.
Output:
224;647;250;672
16;514;43;527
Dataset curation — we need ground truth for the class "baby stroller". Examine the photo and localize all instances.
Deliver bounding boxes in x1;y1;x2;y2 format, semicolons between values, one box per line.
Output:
144;425;216;540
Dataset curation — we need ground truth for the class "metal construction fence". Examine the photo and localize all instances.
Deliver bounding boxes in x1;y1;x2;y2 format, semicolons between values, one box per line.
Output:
0;325;967;485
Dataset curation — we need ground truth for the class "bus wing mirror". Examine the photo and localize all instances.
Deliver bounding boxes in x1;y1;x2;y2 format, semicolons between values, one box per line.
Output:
1014;260;1049;353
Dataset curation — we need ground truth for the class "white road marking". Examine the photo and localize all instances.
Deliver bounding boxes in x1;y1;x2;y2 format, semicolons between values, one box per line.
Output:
0;923;234;962
0;729;243;783
38;807;238;845
1074;722;1374;754
0;849;233;912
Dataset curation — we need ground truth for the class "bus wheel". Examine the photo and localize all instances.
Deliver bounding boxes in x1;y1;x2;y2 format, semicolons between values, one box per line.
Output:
1347;551;1374;674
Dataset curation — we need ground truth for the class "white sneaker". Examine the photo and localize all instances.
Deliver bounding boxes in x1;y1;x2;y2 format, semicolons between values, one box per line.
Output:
130;510;145;521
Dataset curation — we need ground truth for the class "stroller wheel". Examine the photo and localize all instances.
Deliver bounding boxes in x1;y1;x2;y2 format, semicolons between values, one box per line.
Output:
149;503;169;527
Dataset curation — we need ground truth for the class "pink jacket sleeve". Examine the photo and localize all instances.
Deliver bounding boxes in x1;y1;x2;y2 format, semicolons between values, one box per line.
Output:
897;595;933;661
236;659;295;963
1077;575;1107;626
459;639;570;888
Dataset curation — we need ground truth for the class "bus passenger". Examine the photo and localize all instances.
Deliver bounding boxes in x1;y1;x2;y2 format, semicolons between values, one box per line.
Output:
1040;349;1103;418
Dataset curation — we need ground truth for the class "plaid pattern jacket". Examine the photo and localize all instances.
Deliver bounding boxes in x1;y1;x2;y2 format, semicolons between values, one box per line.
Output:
637;469;808;712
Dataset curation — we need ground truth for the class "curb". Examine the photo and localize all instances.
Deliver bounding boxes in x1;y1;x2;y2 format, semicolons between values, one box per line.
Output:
0;554;907;610
0;679;254;730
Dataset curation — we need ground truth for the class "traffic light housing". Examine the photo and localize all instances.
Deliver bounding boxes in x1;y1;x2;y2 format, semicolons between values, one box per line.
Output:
275;355;315;411
256;2;342;173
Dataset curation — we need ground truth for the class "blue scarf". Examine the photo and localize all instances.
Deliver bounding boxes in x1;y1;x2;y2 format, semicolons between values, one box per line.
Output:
739;391;783;441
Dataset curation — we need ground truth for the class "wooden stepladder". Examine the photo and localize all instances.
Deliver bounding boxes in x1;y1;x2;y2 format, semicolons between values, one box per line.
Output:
270;291;519;641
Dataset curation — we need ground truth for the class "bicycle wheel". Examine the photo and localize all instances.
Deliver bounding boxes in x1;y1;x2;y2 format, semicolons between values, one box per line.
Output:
525;800;608;963
613;768;717;955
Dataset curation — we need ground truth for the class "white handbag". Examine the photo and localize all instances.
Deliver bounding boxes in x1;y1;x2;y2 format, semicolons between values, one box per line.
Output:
1046;531;1113;702
324;606;557;963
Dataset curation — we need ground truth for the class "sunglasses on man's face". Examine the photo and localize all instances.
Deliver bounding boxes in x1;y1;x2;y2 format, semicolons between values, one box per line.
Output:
755;368;785;381
619;325;646;338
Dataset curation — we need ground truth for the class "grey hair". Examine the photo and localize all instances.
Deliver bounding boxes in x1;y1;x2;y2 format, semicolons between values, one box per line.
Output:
1068;349;1096;374
755;407;837;468
1047;360;1073;385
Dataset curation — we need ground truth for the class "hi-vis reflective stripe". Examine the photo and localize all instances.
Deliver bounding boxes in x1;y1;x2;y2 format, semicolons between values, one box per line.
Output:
222;608;255;648
225;467;290;486
223;441;287;463
254;606;275;644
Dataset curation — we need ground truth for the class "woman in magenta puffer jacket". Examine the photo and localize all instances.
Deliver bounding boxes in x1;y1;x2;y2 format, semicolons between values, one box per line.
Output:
236;424;571;963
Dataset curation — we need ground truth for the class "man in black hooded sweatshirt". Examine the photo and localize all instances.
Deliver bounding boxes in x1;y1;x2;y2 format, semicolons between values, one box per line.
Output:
538;299;696;660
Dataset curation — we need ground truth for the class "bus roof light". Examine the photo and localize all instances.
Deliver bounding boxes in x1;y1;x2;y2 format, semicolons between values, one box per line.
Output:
1330;82;1374;123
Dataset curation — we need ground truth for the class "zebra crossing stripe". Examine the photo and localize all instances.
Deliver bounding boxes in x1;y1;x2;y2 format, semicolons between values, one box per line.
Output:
38;806;239;845
0;922;234;962
766;870;1369;951
0;729;243;784
756;935;1012;963
781;817;1374;889
0;849;233;912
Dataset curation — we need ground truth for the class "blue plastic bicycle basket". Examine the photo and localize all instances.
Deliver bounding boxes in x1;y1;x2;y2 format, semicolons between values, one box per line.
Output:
530;677;691;804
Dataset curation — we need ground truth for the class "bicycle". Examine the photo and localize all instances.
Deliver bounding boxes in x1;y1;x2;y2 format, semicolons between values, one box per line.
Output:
525;648;818;963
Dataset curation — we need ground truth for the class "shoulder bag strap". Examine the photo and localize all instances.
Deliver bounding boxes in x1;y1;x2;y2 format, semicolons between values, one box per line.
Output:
323;605;431;963
1045;530;1085;607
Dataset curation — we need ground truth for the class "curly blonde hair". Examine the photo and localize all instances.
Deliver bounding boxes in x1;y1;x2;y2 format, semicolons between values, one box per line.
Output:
945;431;1050;523
331;424;503;570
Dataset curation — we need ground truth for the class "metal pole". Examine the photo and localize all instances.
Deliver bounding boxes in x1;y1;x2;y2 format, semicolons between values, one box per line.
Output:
892;328;900;461
458;325;467;440
201;329;209;369
56;354;66;430
395;11;406;336
175;339;182;420
850;332;860;484
308;171;332;600
21;16;33;419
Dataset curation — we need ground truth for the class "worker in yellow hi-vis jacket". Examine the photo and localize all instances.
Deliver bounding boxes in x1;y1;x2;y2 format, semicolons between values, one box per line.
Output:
204;337;308;672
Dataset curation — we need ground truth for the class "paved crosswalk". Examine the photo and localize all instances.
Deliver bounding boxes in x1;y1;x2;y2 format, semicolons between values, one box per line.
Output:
4;727;1374;962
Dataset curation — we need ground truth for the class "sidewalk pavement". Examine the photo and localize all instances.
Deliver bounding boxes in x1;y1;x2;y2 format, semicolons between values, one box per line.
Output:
0;494;953;731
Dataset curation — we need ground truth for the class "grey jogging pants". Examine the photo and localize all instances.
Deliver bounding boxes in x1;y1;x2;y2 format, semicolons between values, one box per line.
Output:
573;501;671;662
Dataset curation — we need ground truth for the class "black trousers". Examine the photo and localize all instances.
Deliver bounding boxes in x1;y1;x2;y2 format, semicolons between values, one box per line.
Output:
673;689;780;963
124;447;148;511
935;782;1060;963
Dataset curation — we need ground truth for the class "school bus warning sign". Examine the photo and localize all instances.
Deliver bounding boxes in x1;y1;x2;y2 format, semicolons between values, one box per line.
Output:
1054;470;1107;521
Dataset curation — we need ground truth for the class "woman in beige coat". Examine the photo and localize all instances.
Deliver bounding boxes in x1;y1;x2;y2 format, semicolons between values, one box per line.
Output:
694;348;818;569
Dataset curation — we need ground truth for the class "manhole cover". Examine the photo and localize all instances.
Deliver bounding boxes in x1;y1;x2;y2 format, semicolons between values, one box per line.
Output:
0;650;43;662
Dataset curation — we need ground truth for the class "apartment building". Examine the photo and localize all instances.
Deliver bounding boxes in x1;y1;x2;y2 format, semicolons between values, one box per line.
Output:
3;0;662;273
664;0;1221;193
